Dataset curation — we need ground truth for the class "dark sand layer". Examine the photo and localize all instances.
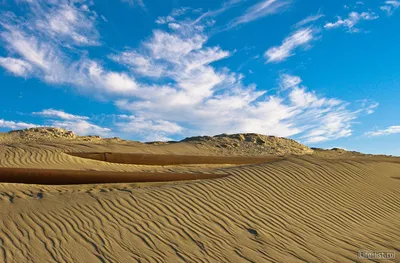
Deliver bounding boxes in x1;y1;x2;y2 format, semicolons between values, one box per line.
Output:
0;167;229;185
68;152;284;165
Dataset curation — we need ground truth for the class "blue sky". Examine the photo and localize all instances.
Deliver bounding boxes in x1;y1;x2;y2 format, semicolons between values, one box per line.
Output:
0;0;399;155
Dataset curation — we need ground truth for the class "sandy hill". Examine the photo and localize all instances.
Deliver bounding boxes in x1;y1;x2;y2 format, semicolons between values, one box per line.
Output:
0;127;399;262
6;127;314;156
181;133;314;156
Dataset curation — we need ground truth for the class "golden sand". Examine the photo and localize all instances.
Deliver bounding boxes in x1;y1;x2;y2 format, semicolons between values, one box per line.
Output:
0;130;399;262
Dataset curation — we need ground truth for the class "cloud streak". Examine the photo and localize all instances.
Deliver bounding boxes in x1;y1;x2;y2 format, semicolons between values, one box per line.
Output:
0;57;32;76
33;109;89;121
365;125;400;137
228;0;291;28
324;11;379;33
264;27;314;63
295;12;324;28
380;1;400;15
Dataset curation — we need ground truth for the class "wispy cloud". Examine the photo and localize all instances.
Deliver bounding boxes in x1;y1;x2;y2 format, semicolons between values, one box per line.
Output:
277;74;364;143
280;74;302;90
109;51;166;78
0;57;32;76
264;27;315;63
0;1;143;96
156;7;191;25
113;31;375;142
192;1;243;27
0;28;69;83
359;100;379;114
18;0;100;47
33;109;89;121
120;0;145;8
295;12;324;28
115;115;183;141
324;11;379;33
228;0;291;28
365;125;400;136
0;1;377;143
380;1;400;15
0;0;102;84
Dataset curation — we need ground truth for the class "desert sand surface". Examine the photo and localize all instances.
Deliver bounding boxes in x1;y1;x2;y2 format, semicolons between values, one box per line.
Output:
0;128;399;262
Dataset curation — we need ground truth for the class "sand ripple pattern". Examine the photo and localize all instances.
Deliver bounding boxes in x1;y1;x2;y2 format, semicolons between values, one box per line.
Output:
0;144;232;173
0;156;400;262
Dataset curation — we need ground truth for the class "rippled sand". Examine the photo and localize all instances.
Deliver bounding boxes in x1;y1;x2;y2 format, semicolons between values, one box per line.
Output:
0;136;399;262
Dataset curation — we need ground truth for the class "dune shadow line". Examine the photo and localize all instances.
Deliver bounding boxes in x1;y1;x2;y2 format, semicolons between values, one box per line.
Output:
67;152;283;165
0;168;229;185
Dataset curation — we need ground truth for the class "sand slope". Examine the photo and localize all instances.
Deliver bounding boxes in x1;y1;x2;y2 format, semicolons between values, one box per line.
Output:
0;131;399;262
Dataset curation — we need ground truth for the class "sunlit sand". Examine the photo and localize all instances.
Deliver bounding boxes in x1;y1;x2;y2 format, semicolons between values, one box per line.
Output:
0;128;399;262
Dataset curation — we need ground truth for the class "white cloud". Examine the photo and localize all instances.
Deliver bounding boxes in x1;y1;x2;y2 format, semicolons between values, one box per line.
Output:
168;23;181;30
155;7;196;26
171;7;191;17
380;1;400;15
32;109;111;136
33;1;100;46
109;51;165;78
302;111;354;143
365;125;400;137
155;16;175;25
1;30;57;72
0;57;32;76
33;109;89;120
0;13;77;83
280;74;302;90
155;7;192;25
295;13;324;28
0;2;377;144
110;29;231;106
229;0;291;28
0;0;124;91
115;115;183;141
265;27;314;63
0;119;37;130
272;76;356;144
105;20;375;143
0;113;110;137
1;0;100;48
144;30;207;62
358;100;379;114
324;11;379;33
50;120;111;137
289;87;320;107
114;65;373;143
86;61;138;94
0;19;139;93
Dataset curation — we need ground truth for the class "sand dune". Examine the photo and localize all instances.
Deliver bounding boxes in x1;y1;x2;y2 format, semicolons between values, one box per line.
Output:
0;129;399;262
